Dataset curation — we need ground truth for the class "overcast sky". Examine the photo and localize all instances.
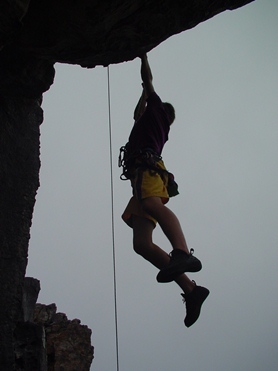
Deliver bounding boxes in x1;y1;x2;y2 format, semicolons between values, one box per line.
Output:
27;1;278;370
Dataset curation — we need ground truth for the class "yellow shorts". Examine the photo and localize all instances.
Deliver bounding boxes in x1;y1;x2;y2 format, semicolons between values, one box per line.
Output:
122;160;169;228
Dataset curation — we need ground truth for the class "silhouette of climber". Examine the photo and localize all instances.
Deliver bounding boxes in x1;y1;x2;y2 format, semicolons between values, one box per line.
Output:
119;54;209;327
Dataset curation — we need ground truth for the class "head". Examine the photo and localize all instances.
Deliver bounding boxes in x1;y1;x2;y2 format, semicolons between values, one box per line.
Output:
162;102;175;125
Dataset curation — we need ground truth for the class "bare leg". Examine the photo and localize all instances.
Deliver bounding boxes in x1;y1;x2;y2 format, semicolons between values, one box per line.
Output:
141;196;190;254
132;215;194;293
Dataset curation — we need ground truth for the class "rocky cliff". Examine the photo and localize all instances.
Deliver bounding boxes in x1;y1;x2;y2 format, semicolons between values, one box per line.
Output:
0;1;254;369
14;278;94;370
34;303;94;371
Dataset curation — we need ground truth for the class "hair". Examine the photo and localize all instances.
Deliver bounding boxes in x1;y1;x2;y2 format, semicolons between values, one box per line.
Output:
162;102;175;124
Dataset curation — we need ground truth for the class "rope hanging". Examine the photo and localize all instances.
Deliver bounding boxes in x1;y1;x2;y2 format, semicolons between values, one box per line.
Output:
107;65;120;371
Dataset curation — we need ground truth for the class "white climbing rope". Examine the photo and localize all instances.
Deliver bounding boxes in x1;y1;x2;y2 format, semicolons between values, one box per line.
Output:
107;65;120;371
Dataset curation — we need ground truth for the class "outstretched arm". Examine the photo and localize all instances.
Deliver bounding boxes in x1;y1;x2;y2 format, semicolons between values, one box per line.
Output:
140;54;155;97
133;84;147;121
133;54;155;121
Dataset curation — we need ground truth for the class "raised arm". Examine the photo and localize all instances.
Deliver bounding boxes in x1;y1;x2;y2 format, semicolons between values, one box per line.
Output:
140;54;155;97
133;84;147;121
133;54;155;121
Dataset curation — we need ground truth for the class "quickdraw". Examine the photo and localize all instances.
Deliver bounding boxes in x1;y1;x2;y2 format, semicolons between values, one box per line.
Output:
118;143;132;180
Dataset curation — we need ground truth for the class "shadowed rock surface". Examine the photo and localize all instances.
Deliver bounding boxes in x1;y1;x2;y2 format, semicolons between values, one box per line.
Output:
1;0;254;68
34;304;94;371
14;278;94;370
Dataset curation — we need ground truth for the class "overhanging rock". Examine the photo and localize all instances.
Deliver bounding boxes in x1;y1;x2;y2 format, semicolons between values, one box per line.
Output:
3;0;255;68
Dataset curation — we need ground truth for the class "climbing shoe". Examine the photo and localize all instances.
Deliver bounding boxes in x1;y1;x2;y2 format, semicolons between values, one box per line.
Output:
156;248;202;283
182;282;210;327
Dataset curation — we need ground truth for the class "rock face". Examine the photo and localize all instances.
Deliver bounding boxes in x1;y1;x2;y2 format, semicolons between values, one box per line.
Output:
0;1;254;369
14;322;47;371
34;304;94;371
13;278;94;370
0;96;44;368
2;0;254;68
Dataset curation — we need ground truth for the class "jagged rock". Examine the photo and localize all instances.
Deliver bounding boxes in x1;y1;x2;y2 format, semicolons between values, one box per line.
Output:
0;96;43;369
34;304;94;371
14;278;47;370
22;277;41;322
15;282;94;370
0;48;55;98
34;304;58;326
1;0;254;69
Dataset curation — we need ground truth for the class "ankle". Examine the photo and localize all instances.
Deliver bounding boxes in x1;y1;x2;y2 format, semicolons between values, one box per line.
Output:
173;246;190;255
183;280;196;295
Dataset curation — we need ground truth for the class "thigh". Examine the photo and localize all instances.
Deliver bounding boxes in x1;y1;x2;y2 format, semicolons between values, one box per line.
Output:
122;196;157;227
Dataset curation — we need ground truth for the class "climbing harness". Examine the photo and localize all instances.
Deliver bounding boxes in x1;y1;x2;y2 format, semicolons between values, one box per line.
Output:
118;143;131;180
118;144;179;197
118;144;162;180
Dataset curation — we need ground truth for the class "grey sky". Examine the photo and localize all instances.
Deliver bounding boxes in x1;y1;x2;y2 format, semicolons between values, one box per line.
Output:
27;1;278;370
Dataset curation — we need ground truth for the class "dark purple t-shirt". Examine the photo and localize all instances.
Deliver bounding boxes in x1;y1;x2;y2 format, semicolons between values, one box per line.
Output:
127;92;170;155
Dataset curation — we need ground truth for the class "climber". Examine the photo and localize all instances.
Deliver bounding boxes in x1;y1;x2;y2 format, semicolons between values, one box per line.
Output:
119;53;209;327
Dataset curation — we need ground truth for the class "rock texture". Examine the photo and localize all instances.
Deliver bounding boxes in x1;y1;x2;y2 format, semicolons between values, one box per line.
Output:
34;304;94;371
14;278;94;370
0;1;254;369
0;96;43;368
2;0;254;69
14;322;47;371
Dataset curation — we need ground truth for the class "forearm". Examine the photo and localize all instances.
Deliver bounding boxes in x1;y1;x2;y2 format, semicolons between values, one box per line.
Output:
140;54;154;96
141;54;153;83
